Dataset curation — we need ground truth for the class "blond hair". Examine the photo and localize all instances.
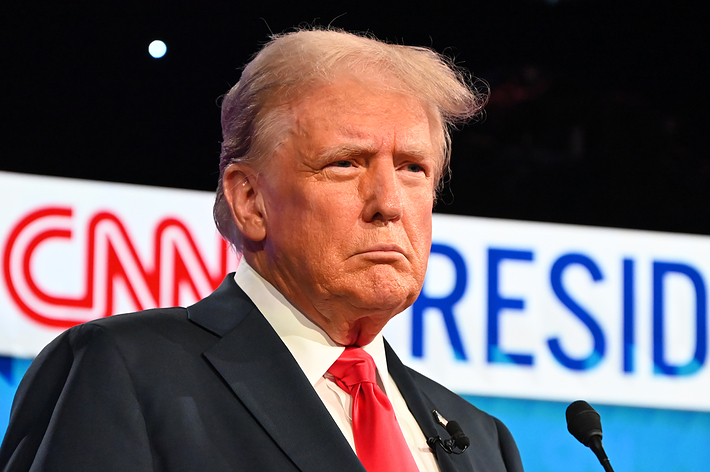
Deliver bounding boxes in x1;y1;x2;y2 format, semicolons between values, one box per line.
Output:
214;28;486;249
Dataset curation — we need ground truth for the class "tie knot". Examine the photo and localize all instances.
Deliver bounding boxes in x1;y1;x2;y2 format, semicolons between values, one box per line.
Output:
327;347;377;390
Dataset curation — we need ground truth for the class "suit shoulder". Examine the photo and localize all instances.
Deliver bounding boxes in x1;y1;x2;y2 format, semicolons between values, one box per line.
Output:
83;306;189;330
46;306;212;363
68;306;188;337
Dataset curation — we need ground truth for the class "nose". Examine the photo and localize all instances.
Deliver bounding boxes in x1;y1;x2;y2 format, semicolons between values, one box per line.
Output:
361;159;403;224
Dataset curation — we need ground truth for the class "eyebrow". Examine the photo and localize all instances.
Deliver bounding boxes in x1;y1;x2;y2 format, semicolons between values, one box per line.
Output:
317;143;378;162
317;142;435;162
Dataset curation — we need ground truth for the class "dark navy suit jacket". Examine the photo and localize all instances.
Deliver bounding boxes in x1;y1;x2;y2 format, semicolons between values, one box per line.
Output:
0;275;524;472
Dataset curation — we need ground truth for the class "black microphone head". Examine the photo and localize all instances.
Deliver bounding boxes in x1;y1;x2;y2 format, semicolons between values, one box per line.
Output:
445;420;470;449
566;400;603;447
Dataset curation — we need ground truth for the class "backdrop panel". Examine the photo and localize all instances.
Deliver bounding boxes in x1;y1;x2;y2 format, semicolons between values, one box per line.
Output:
2;171;708;470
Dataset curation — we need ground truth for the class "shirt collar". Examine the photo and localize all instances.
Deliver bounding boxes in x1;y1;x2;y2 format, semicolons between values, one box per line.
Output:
234;261;389;388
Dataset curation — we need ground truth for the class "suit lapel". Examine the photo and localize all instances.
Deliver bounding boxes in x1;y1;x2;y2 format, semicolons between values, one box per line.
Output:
188;276;365;472
188;276;472;472
385;341;472;472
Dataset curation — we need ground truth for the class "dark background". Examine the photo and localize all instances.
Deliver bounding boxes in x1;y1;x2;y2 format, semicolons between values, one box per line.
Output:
2;0;708;234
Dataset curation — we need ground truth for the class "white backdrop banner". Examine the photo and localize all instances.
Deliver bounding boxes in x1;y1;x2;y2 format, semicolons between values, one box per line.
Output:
385;214;710;412
0;171;239;357
2;171;709;411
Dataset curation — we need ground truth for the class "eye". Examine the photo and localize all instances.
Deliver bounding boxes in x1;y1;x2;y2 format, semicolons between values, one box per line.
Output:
406;163;424;173
330;160;354;168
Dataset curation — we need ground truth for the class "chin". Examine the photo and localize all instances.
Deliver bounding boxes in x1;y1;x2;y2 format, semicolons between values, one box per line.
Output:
367;266;421;303
350;280;419;314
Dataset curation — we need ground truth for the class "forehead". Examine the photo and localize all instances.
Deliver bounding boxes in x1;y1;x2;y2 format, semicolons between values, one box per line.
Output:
288;77;443;160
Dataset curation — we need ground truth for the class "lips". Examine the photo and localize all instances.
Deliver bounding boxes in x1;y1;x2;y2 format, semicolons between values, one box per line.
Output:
364;243;403;252
360;243;406;256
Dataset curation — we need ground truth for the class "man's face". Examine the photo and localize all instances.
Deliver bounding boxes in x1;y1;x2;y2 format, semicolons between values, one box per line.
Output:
245;77;439;346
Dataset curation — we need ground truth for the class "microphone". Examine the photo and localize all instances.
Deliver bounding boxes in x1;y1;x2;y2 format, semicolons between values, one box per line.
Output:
446;421;470;450
427;410;470;454
566;400;615;472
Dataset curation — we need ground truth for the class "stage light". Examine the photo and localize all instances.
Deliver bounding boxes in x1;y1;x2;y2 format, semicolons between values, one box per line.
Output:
148;40;167;59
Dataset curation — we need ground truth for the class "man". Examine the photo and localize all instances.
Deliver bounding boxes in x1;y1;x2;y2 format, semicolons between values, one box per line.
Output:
0;29;523;471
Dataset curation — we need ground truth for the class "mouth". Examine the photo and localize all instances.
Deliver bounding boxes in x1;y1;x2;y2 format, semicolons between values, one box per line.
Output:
362;243;405;254
357;243;406;262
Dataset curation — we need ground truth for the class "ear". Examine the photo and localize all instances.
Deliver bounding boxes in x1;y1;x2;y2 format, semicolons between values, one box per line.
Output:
222;164;267;242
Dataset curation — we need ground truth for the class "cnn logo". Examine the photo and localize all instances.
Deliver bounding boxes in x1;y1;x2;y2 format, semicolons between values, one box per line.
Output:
3;207;239;328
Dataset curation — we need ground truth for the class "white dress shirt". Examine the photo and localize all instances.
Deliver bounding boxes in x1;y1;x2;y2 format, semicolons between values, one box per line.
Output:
234;261;440;472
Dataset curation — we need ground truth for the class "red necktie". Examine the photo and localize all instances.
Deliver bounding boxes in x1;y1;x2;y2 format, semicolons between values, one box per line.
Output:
327;347;420;472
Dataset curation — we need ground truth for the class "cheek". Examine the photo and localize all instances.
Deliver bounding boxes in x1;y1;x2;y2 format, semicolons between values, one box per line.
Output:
412;228;432;275
305;186;361;226
270;188;358;259
408;192;434;235
407;196;434;266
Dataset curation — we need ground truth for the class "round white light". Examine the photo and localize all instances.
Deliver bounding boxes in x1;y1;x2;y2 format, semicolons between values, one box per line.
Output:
148;40;167;59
